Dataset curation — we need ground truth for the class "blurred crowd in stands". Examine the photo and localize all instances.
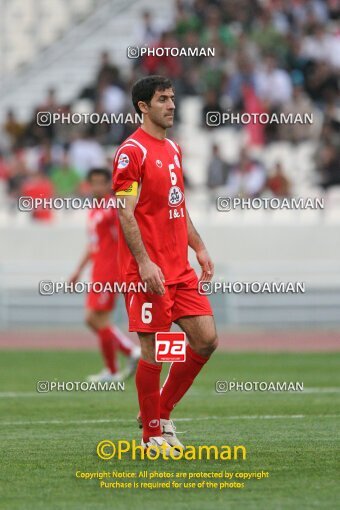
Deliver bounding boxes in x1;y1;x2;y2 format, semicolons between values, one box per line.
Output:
1;0;340;219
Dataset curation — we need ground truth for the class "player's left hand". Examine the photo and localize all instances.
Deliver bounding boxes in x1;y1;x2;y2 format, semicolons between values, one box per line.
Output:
196;248;214;282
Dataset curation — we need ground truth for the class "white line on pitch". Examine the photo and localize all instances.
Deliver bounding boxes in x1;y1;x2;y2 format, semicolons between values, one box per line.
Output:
1;387;340;398
299;388;340;393
0;392;51;397
213;388;340;395
0;414;339;427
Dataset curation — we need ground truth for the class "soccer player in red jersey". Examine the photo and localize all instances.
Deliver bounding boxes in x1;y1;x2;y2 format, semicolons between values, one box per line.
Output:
70;168;140;382
112;76;218;454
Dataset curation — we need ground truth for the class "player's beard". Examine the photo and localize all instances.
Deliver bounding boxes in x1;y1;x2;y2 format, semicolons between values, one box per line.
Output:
150;111;174;130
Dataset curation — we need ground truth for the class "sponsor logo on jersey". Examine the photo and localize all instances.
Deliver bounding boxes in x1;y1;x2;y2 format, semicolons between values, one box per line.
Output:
156;159;163;168
174;154;180;168
117;153;129;169
168;185;184;207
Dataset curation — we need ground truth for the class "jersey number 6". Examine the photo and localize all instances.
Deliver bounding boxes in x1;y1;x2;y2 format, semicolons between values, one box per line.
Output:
141;302;153;324
168;164;177;185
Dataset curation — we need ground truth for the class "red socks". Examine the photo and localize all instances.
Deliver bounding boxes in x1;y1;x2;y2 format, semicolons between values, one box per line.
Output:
160;345;209;419
136;359;162;441
136;347;209;441
97;326;118;374
97;326;135;373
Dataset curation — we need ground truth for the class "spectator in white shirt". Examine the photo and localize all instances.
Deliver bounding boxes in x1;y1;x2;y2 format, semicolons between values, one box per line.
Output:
255;55;293;108
69;131;106;178
226;148;266;198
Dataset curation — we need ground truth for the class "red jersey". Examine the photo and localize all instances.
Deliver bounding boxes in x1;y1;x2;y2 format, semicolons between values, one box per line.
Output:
88;196;119;282
112;127;193;285
22;177;54;221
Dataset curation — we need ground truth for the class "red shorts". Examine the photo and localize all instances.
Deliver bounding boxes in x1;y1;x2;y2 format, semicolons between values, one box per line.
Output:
86;282;117;312
124;272;213;332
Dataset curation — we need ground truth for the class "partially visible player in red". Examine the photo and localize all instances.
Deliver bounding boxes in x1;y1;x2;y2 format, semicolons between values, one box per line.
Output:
112;76;218;455
70;168;140;382
21;170;54;222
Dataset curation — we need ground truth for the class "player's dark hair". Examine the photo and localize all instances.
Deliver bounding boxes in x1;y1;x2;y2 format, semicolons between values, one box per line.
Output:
132;75;174;115
87;168;111;182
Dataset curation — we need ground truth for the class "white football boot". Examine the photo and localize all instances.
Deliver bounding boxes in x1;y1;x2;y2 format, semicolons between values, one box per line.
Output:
141;436;182;457
160;419;185;449
86;368;124;383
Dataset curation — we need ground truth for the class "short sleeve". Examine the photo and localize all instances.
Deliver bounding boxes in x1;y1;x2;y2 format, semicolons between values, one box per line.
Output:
112;144;143;194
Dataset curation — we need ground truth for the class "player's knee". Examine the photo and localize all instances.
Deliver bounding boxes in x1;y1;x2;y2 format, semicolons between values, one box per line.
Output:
210;334;219;353
141;344;156;363
139;336;157;364
198;332;218;357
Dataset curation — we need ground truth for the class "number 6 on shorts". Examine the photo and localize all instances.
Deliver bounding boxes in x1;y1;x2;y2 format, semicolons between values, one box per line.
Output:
141;302;152;324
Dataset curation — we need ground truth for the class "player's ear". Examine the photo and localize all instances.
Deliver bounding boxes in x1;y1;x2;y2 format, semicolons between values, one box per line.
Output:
138;101;149;115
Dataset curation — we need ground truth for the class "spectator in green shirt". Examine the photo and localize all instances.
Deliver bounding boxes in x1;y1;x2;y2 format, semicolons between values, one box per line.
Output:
50;152;81;197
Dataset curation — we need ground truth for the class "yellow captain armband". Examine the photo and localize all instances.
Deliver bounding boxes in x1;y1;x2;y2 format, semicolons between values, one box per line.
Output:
115;181;138;196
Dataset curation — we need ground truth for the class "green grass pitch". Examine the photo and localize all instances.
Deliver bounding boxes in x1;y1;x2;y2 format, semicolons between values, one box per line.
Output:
0;350;339;510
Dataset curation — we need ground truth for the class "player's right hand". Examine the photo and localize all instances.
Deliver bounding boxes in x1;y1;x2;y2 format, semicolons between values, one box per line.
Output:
139;260;165;295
